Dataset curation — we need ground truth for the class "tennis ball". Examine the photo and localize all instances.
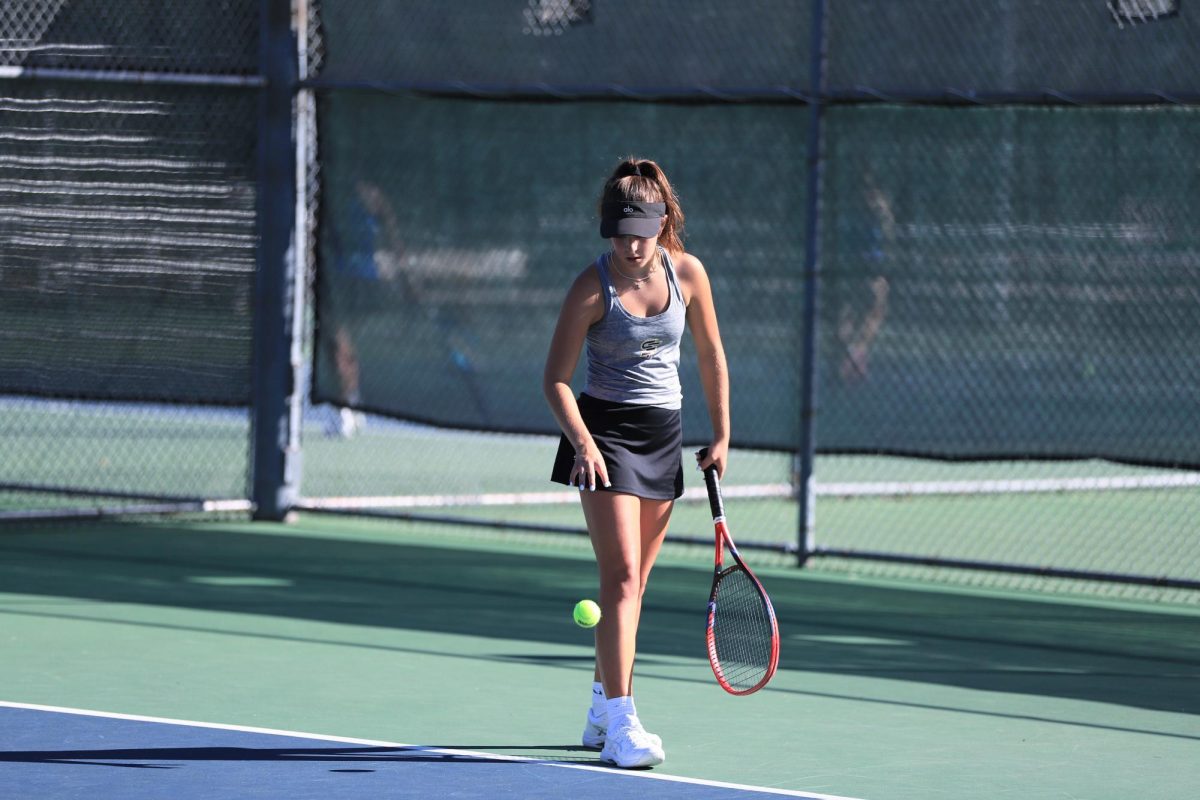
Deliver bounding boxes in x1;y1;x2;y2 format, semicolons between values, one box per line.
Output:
573;599;601;628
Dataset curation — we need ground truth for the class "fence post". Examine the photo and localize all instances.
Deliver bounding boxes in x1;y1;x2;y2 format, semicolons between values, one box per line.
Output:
796;0;827;565
251;0;302;520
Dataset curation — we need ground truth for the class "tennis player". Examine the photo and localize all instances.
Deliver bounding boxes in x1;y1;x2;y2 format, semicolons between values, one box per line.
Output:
544;157;729;768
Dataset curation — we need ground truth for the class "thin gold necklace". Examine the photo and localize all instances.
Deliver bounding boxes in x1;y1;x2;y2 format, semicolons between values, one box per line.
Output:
610;253;659;290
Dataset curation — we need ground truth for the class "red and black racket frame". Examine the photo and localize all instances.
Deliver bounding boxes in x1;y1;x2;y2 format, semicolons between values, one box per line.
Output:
700;451;781;695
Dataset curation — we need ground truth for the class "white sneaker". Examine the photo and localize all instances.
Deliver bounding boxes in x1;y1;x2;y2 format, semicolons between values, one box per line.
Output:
327;406;367;439
582;708;606;749
583;710;662;751
340;407;365;436
599;720;665;769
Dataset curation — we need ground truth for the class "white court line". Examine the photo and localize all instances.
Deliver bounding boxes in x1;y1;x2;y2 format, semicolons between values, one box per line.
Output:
298;483;794;510
0;700;866;800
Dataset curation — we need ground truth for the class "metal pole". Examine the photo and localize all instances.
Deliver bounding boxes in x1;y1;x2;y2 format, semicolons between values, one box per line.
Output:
251;0;302;520
796;0;827;565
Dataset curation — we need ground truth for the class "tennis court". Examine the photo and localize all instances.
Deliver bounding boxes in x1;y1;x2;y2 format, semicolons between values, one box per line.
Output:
3;513;1198;799
4;3;1200;798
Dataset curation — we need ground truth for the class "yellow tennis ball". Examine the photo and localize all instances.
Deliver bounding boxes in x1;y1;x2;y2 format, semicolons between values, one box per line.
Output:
573;599;601;628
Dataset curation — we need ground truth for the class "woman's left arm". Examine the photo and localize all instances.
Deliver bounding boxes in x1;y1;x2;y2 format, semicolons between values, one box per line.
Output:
678;253;730;478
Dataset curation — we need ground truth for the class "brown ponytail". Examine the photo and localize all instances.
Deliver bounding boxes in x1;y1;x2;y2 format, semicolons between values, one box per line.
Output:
598;157;685;254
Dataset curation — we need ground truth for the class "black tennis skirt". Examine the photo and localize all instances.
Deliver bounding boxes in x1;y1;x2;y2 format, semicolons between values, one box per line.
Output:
551;393;684;500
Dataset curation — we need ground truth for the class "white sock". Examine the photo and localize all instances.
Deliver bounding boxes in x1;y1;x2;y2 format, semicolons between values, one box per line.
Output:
605;695;637;732
590;682;606;719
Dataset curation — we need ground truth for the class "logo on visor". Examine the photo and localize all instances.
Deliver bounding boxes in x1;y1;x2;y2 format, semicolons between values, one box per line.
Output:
624;206;634;214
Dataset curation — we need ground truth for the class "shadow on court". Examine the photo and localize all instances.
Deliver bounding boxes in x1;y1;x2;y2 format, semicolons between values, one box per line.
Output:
2;517;1198;721
0;744;592;767
1;706;782;800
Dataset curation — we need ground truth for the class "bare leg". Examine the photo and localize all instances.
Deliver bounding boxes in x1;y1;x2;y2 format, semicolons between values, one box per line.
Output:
582;491;673;699
623;496;671;695
333;326;360;402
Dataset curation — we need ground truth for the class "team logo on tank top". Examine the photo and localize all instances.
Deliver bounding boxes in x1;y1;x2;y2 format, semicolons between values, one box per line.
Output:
637;338;662;358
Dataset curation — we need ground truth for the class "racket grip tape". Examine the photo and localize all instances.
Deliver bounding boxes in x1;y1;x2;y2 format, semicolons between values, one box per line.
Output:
696;447;725;520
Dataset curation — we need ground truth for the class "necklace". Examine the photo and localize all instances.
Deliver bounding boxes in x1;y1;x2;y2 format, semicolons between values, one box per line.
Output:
609;255;659;290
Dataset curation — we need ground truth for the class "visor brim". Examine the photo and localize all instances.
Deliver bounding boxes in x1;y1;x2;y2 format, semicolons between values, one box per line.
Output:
599;216;664;239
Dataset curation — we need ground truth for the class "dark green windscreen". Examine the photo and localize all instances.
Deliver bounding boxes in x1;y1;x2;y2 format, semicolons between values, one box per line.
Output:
311;93;807;447
309;1;1199;469
314;99;1200;467
819;105;1200;467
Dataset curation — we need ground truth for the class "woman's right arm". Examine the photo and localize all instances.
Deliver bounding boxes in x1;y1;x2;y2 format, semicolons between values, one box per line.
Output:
543;266;608;489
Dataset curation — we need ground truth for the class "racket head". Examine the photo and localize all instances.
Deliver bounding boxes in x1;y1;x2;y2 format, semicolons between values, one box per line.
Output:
706;523;781;696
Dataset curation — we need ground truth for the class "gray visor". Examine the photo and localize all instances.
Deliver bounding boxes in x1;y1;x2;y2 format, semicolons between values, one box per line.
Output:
600;201;666;238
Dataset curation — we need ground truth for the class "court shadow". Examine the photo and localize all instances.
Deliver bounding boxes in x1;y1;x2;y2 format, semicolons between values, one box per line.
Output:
1;517;1197;717
0;744;571;767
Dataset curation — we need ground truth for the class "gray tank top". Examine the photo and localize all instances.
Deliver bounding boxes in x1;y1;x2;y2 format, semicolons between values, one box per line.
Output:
584;248;686;409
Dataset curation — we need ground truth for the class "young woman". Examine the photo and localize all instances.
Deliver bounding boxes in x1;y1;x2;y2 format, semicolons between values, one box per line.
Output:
543;157;729;768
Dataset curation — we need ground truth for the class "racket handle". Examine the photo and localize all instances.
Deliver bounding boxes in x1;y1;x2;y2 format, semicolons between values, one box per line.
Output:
697;447;725;520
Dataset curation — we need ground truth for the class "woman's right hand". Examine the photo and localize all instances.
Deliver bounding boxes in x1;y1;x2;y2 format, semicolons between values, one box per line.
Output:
571;443;611;492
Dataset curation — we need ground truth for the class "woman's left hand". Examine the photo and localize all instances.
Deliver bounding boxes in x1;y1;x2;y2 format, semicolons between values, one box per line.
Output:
696;442;728;480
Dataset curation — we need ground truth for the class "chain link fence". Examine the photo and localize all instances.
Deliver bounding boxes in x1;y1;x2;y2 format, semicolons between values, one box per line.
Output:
299;1;1199;601
1;0;258;74
1;2;1196;599
0;2;259;518
825;0;1195;96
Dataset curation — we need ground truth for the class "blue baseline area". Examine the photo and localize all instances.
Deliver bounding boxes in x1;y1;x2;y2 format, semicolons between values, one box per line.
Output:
0;705;846;800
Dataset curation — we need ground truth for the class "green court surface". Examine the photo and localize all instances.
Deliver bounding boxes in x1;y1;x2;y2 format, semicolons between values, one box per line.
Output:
2;513;1198;799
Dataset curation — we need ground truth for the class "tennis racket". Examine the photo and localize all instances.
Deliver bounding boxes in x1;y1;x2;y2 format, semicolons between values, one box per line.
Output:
699;449;780;695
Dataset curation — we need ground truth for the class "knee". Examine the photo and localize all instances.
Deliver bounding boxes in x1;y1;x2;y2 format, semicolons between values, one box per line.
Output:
598;562;641;600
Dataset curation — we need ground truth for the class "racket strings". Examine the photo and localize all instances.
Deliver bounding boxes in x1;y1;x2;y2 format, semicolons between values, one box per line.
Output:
710;566;775;692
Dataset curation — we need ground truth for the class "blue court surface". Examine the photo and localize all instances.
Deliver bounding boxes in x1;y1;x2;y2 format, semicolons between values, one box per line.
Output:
0;703;857;800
